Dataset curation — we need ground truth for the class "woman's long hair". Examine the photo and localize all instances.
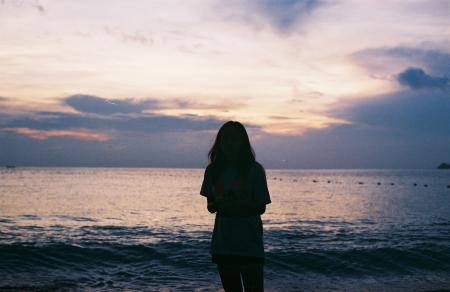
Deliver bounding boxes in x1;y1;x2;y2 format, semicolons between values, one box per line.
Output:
207;121;256;184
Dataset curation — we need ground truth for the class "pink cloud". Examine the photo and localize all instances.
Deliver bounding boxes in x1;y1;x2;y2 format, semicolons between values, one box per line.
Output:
1;127;111;141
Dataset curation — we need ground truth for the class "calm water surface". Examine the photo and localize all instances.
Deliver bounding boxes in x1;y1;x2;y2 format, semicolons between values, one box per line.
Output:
1;167;449;291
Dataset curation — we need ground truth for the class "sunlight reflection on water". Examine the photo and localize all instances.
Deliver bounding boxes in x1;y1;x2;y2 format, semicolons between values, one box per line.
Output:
1;167;449;290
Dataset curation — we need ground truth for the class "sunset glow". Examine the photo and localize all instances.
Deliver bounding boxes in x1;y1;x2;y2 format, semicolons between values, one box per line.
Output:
1;0;449;168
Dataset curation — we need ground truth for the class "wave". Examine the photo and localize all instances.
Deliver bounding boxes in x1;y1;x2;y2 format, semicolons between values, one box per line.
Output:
1;241;449;276
1;223;450;291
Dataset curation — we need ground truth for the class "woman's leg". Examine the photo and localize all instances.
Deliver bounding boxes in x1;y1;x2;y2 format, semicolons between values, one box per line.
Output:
217;263;243;292
240;263;264;292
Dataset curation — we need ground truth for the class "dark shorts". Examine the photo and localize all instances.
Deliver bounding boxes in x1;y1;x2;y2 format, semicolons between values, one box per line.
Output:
212;254;265;265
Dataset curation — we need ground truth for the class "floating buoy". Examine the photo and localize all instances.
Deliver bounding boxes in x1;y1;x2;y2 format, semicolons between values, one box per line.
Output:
390;183;395;185
312;180;318;183
424;184;428;187
447;185;450;188
327;180;331;183
413;183;417;186
377;182;381;185
358;182;364;184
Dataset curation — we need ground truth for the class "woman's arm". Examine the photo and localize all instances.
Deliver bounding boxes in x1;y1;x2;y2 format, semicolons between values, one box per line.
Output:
207;196;217;213
214;190;266;215
234;199;266;214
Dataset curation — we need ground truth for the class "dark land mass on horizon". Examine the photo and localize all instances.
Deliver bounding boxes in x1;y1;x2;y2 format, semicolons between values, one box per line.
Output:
437;163;450;169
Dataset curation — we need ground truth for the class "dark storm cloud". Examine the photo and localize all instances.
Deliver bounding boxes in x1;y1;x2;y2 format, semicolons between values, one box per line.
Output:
64;94;160;114
396;67;449;90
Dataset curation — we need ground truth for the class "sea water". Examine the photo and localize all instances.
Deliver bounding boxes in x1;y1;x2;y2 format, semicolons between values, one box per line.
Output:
1;167;449;291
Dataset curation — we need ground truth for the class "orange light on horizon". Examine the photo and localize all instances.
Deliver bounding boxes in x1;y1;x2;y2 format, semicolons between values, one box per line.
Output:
1;127;112;142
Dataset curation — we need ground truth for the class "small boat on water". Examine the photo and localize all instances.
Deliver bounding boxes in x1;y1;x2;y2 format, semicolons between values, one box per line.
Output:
5;165;16;169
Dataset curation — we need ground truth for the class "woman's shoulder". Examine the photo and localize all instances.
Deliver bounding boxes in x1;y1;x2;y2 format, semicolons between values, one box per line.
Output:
203;164;214;177
250;161;266;175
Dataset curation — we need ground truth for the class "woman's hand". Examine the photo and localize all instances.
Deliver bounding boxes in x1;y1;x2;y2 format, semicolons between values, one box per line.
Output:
214;189;262;216
207;201;217;213
214;194;234;211
206;193;234;214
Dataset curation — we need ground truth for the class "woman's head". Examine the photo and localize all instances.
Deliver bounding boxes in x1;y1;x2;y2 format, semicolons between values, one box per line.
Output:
208;121;256;182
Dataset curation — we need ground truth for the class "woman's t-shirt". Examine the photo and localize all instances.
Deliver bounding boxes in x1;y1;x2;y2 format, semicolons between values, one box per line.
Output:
200;161;272;259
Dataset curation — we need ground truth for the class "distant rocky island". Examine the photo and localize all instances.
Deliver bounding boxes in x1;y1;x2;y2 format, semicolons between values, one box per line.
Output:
437;163;450;169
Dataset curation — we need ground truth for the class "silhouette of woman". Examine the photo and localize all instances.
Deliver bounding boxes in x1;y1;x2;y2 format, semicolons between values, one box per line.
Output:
200;121;272;292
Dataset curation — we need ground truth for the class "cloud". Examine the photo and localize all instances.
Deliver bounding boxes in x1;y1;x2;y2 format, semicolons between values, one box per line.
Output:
344;47;450;131
328;89;450;135
269;115;297;120
253;120;450;169
164;98;246;112
0;93;257;145
350;46;450;77
255;0;323;31
250;81;450;168
103;26;154;47
219;0;324;33
0;93;258;143
0;110;231;133
63;94;246;115
0;127;218;167
1;0;45;13
396;67;449;90
31;1;44;13
0;93;260;165
1;88;448;168
1;127;111;141
64;94;159;115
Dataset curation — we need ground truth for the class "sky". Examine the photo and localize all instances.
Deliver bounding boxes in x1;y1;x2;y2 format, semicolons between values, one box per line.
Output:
0;0;449;168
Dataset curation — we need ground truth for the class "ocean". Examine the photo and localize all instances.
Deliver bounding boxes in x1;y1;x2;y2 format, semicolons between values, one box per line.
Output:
1;167;449;291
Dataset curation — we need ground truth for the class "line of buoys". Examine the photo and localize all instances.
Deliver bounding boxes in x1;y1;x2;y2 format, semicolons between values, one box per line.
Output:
274;178;446;188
